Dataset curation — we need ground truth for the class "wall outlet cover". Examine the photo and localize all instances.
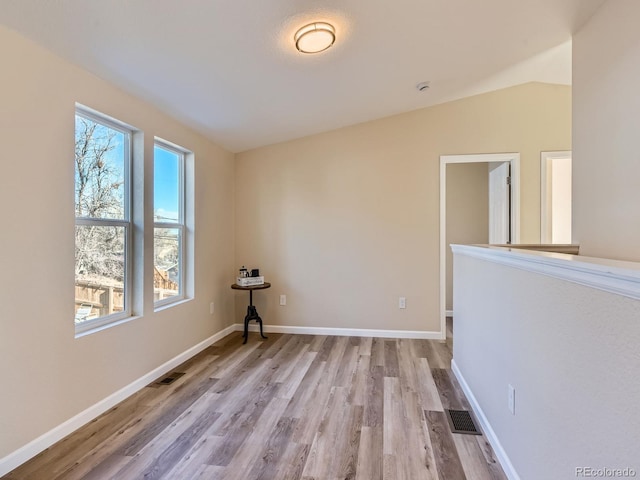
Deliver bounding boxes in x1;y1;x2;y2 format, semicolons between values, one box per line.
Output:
508;384;516;415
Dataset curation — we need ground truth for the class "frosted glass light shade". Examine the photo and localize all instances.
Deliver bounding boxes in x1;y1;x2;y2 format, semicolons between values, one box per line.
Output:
294;22;335;53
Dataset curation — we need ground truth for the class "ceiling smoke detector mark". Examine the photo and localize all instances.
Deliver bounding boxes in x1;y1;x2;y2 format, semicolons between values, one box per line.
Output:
416;81;430;92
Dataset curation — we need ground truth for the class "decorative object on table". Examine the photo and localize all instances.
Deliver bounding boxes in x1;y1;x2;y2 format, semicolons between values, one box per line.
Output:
231;282;271;344
236;275;264;287
236;265;264;286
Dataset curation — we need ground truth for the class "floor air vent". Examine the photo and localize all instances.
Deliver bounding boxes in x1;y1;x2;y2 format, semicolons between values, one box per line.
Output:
445;409;482;435
153;371;185;387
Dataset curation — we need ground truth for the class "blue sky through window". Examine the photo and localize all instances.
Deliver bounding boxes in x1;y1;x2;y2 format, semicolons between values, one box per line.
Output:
154;145;180;222
74;115;126;219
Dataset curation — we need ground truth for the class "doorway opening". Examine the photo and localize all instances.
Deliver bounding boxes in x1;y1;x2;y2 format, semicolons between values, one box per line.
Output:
540;151;572;244
439;153;521;338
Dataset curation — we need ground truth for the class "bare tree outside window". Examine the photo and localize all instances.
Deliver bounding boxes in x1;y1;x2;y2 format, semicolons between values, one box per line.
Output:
74;112;130;325
75;117;124;219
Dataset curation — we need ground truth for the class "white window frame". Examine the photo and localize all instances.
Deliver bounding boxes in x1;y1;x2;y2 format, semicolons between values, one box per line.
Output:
75;107;134;335
154;139;186;308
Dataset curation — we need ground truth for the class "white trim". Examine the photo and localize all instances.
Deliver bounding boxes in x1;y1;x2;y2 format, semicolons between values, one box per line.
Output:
439;153;518;165
451;244;640;301
236;323;444;340
0;324;236;477
440;153;521;341
75;313;142;338
75;103;136;132
452;360;521;480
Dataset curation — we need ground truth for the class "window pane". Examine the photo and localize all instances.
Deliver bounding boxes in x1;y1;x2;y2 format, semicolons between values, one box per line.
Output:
75;225;126;323
154;146;180;223
154;227;180;301
75;115;126;219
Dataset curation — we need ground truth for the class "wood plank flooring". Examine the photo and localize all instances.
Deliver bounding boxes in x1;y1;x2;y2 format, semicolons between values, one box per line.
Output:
4;324;506;480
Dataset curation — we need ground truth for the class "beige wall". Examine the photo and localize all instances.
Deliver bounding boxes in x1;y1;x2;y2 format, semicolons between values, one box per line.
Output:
446;163;489;311
235;82;571;333
0;27;235;458
573;0;640;261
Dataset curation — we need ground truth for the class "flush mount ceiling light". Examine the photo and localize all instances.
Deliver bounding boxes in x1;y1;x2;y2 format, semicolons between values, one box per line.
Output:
294;22;336;54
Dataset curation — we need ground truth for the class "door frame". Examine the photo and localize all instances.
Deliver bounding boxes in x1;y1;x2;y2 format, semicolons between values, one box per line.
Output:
439;153;521;338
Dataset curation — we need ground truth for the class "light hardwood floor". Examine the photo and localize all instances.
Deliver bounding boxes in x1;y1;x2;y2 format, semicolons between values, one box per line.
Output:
4;326;506;479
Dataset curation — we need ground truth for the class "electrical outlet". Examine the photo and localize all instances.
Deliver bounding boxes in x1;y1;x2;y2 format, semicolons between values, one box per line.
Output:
399;297;406;309
280;294;286;306
209;302;215;315
508;384;516;415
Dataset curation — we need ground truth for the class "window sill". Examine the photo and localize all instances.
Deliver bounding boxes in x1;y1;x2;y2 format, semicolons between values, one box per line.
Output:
75;314;142;339
154;297;192;313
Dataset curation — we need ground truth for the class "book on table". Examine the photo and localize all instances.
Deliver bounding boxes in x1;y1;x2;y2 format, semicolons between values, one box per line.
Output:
236;276;264;286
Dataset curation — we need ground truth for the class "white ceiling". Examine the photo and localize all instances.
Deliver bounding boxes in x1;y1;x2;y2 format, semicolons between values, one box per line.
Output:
0;0;606;152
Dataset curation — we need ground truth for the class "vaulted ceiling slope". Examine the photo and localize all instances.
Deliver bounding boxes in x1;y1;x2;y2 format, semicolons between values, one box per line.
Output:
0;0;606;152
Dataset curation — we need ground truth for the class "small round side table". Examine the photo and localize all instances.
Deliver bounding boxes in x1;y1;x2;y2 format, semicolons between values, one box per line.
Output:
231;282;271;344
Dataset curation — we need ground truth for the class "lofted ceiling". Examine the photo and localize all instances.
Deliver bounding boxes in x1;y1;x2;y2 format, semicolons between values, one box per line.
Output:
0;0;606;152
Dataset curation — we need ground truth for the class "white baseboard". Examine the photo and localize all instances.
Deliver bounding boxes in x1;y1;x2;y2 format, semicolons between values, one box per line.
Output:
451;359;520;480
236;323;444;340
0;324;236;477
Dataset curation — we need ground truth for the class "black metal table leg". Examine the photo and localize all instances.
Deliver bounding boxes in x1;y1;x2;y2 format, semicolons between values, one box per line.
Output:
232;282;271;344
242;290;268;344
257;314;267;339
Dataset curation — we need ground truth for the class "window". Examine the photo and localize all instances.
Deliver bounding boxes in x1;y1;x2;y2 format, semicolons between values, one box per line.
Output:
154;141;186;305
74;108;132;332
